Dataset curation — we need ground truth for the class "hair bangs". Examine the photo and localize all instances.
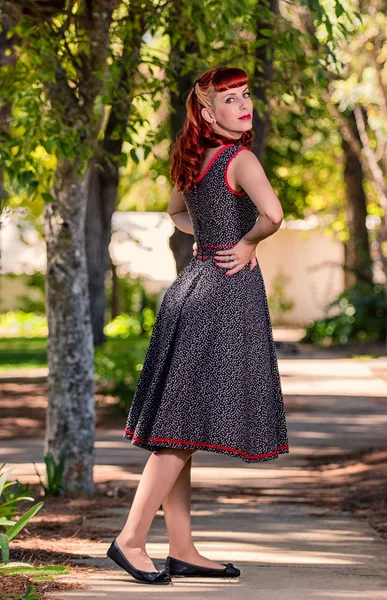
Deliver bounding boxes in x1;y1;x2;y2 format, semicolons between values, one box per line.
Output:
213;68;248;93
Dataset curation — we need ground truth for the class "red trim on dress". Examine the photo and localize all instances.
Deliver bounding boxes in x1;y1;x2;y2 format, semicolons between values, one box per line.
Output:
224;147;250;196
124;429;288;460
194;144;235;183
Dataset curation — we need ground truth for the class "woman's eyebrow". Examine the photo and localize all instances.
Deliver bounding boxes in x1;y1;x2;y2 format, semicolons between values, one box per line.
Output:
223;87;249;97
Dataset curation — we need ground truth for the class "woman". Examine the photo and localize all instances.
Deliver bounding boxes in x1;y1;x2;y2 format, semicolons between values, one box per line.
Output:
107;66;289;585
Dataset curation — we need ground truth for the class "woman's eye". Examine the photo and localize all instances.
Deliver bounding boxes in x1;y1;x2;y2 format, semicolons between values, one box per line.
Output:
226;92;250;103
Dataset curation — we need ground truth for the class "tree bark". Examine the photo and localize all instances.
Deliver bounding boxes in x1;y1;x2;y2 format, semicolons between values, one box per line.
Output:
251;0;278;160
44;161;95;495
167;2;197;274
84;0;149;344
110;256;120;320
85;157;118;346
342;134;373;287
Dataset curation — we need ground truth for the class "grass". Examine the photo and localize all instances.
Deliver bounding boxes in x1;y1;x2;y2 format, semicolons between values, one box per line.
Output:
0;338;47;371
0;337;150;372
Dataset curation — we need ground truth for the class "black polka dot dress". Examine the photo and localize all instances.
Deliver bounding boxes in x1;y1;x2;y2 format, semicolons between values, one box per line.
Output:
123;143;289;463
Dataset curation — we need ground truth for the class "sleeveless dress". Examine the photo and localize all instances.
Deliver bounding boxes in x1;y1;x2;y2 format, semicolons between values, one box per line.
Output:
123;143;289;463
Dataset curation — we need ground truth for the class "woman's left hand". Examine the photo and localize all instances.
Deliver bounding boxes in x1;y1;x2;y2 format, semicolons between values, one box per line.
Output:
213;238;258;276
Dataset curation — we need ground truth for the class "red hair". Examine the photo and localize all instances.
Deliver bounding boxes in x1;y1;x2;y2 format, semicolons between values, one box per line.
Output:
170;67;254;192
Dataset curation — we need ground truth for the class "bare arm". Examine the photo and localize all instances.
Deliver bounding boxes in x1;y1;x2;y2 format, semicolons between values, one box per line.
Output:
167;184;194;235
230;149;284;245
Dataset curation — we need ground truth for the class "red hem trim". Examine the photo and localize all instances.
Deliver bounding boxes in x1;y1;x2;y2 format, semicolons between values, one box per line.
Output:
225;147;250;196
124;429;289;460
194;144;235;183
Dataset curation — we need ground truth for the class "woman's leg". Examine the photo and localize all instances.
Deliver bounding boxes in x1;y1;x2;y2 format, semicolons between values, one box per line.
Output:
116;447;194;571
162;455;225;569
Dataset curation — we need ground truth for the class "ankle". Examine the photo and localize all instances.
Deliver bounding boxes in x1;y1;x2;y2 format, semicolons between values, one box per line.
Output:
168;543;197;559
116;533;146;551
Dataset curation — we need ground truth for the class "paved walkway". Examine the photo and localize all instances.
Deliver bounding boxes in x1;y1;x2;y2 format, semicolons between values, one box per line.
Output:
3;352;387;599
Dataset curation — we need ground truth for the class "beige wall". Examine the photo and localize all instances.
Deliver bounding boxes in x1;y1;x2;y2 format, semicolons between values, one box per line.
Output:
2;212;345;327
257;226;344;326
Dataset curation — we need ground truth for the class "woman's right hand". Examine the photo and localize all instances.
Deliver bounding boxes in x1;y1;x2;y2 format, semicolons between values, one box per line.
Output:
192;241;198;257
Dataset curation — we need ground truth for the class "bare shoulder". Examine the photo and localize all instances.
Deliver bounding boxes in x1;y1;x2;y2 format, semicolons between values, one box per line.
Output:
232;147;262;168
227;147;264;193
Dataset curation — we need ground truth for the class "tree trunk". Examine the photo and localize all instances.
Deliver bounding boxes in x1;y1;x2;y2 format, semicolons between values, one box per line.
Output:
169;228;195;275
342;132;373;287
167;2;196;274
110;256;120;320
251;0;278;159
44;160;95;495
85;158;118;346
84;0;149;345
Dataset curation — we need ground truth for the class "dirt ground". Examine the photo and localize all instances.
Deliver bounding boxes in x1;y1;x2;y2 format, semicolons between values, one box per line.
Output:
2;377;387;598
0;382;123;440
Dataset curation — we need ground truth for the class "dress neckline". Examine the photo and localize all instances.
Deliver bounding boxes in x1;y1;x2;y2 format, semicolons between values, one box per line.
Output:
194;143;235;183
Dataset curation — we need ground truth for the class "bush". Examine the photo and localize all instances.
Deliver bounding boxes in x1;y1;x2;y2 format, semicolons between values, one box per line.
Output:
301;282;387;346
0;466;44;566
0;312;47;338
95;338;149;412
17;273;46;315
106;273;158;325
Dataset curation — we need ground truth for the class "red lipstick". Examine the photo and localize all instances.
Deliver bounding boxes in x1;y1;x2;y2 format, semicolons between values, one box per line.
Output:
238;114;251;120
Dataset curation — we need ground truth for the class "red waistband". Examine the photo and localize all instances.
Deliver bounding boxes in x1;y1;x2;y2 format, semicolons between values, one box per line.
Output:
195;242;237;260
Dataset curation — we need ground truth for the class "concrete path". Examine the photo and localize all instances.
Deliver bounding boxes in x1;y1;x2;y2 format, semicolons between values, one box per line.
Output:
3;353;387;599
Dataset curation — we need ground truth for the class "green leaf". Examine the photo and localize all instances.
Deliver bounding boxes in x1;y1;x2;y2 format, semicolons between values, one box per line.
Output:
335;2;345;17
354;11;363;23
0;564;69;576
0;532;10;564
41;193;54;203
260;28;274;37
0;468;14;496
5;502;44;541
0;519;16;527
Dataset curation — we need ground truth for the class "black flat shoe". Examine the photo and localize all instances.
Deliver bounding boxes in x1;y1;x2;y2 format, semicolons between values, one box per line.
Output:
107;539;171;585
166;555;240;578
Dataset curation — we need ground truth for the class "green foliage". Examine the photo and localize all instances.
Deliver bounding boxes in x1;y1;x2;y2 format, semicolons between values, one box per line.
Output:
105;308;156;339
17;274;46;315
267;271;294;324
0;563;68;577
0;312;47;338
33;450;66;497
106;274;158;331
301;282;387;345
0;337;47;371
0;467;43;566
264;93;346;227
4;585;38;600
104;314;144;338
0;466;33;522
95;338;149;412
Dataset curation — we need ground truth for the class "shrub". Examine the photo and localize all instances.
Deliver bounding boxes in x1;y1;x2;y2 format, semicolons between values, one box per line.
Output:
0;312;47;338
0;466;69;584
33;450;67;497
0;467;44;566
106;273;158;327
301;282;387;346
95;338;148;412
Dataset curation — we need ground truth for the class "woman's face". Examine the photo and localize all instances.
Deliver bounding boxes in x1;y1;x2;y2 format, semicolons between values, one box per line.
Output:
202;84;253;139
